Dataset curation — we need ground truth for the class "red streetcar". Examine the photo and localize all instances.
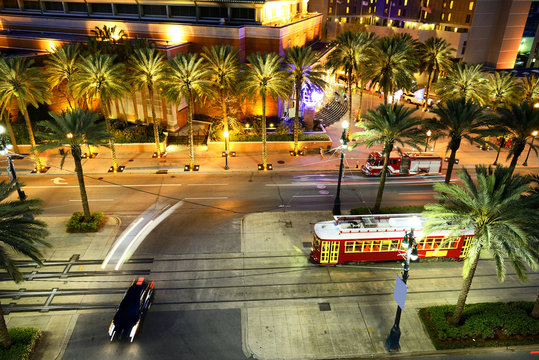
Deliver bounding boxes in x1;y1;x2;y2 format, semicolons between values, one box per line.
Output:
361;152;442;176
310;214;474;265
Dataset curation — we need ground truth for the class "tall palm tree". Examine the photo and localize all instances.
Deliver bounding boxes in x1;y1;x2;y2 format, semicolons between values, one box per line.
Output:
484;71;522;110
242;53;291;169
496;101;539;168
436;63;488;105
366;35;417;105
0;96;19;154
202;45;241;156
417;37;454;111
354;32;378;123
71;54;127;172
427;98;494;183
352;104;424;212
0;57;51;172
0;181;49;348
37;109;110;221
423;165;539;326
327;31;361;137
284;46;326;154
45;43;81;110
129;47;167;158
520;74;539;104
161;53;211;169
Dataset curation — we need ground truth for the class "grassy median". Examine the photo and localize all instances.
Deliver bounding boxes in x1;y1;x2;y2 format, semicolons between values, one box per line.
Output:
419;302;539;349
0;327;41;360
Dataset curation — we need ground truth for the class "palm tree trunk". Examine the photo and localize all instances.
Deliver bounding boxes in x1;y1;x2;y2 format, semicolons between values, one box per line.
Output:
444;145;459;184
148;85;162;157
21;106;43;172
532;294;539;319
187;95;194;169
221;89;229;154
2;97;19;154
347;74;352;139
423;71;432;112
131;94;139;120
262;91;267;168
0;301;11;348
373;147;391;213
509;143;526;169
293;79;301;153
72;146;91;220
357;79;363;123
450;250;481;326
101;100;119;171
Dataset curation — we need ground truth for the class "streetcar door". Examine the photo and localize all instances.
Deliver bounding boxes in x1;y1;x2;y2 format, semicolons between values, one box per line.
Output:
320;241;331;263
329;242;340;264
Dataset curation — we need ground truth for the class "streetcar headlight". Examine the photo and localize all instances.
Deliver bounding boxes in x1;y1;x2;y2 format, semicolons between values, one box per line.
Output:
108;322;115;336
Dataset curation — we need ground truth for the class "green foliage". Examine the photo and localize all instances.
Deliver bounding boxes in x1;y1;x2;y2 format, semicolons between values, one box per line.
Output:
66;211;105;233
350;205;424;215
420;302;539;349
109;119;165;143
0;327;41;360
227;133;330;142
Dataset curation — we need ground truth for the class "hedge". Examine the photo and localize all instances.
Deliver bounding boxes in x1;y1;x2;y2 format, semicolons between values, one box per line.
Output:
0;327;41;360
66;212;105;233
419;302;539;350
350;205;425;215
227;133;330;142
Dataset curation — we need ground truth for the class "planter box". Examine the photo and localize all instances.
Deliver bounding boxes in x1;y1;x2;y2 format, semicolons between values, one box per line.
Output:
207;140;333;153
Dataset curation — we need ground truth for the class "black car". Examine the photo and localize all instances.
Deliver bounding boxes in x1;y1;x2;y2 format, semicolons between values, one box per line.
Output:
109;277;154;342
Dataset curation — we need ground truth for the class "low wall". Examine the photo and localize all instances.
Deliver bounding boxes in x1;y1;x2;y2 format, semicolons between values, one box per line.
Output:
207;140;333;153
17;143;162;155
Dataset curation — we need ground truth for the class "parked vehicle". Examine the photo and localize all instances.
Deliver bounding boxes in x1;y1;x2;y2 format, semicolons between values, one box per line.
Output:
109;277;154;342
361;151;442;176
310;214;474;265
402;93;436;107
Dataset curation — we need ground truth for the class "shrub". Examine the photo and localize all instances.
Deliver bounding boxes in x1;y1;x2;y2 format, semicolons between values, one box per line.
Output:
0;327;41;360
66;211;105;233
109;119;165;143
419;302;539;350
228;133;330;142
350;205;425;215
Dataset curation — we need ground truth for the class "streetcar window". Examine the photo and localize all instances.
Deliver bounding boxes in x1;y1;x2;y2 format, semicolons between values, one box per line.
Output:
313;235;320;248
416;237;458;250
389;159;397;165
367;156;375;165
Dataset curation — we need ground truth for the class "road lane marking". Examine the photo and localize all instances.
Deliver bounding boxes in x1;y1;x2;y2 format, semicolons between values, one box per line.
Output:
292;195;333;198
184;197;228;200
397;192;433;195
52;177;67;185
24;184;183;189
69;199;114;202
186;184;228;186
266;179;450;186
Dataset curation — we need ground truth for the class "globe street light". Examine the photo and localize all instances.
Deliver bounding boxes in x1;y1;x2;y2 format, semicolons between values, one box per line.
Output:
522;130;538;166
332;120;349;215
424;130;432;152
0;125;26;201
223;130;229;170
385;220;419;352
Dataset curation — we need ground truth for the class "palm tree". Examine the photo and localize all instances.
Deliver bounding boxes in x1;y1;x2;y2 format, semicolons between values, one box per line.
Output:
71;54;127;172
0;57;51;172
520;74;539;104
353;32;378;123
423;165;539;326
129;47;167;158
202;45;241;156
0;181;49;348
284;46;326;154
0;96;19;154
496;101;539;168
37;109;110;221
161;53;211;169
366;35;417;105
352;104;424;212
484;71;522;110
327;31;360;137
45;43;81;110
242;52;291;169
436;63;488;105
417;37;454;111
427;98;494;183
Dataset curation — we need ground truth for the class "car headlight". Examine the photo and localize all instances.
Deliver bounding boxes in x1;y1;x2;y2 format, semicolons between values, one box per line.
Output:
108;321;115;336
130;321;140;339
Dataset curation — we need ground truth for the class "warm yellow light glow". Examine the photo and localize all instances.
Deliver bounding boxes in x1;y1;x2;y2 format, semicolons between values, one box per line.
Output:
167;26;185;43
533;130;538;137
47;40;60;53
534;103;539;108
223;130;229;138
342;120;349;129
426;130;432;137
67;133;73;139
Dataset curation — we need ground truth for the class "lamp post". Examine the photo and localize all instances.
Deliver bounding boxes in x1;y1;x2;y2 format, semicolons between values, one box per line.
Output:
332;120;348;215
522;130;538;166
223;130;229;170
424;130;432;152
385;223;419;351
0;125;26;201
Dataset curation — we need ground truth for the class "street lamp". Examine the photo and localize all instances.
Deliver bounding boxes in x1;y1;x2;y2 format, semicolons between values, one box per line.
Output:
0;125;26;201
385;220;419;352
424;130;432;152
523;130;538;166
223;130;229;170
332;120;348;215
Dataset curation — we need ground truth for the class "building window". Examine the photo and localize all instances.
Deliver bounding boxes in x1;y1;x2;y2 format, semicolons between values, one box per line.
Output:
231;7;254;20
461;41;467;55
66;2;87;12
115;3;138;15
346;6;349;12
404;0;407;5
402;8;405;15
170;5;195;17
200;6;227;18
448;12;451;21
469;1;473;10
397;8;400;15
423;11;427;18
23;0;41;10
43;1;63;11
441;12;444;20
329;6;333;13
90;3;113;14
449;0;453;8
368;6;371;12
374;5;376;12
426;0;429;6
442;1;446;8
3;0;20;9
385;0;388;4
465;13;471;23
142;5;166;16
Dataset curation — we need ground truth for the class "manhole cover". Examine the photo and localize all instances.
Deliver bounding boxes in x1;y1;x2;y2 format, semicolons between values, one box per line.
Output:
302;242;311;248
277;160;285;164
156;170;168;174
318;303;331;311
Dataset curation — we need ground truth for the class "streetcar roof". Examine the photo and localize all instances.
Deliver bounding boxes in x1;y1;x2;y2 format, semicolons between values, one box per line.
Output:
314;213;474;241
